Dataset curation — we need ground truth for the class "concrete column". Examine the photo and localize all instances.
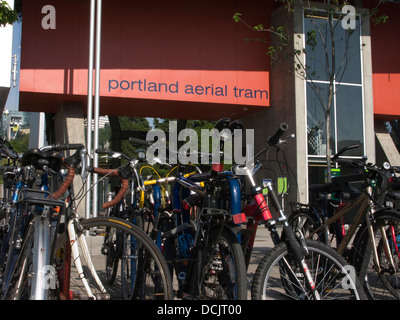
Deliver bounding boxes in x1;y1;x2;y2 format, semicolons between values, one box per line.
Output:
241;3;308;210
29;112;46;148
359;8;376;165
54;102;86;217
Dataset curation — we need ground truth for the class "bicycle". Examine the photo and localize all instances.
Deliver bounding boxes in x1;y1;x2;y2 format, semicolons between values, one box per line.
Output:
2;143;174;300
289;145;364;248
129;119;248;300
234;123;365;300
0;144;69;299
289;144;400;299
93;147;164;298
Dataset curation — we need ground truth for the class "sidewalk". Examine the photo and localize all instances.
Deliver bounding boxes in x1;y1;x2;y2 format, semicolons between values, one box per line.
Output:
71;223;275;300
246;226;274;299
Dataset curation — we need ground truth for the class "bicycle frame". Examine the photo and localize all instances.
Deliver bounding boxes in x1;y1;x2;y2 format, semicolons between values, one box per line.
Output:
66;212;109;299
53;147;114;300
0;165;47;299
243;175;321;299
236;122;323;299
308;183;399;275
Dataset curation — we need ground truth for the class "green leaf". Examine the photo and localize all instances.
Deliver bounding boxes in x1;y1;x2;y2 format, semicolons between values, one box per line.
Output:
232;12;242;23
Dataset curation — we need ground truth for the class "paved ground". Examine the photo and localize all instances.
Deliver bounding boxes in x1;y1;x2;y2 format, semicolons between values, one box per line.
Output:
245;226;274;299
72;224;275;300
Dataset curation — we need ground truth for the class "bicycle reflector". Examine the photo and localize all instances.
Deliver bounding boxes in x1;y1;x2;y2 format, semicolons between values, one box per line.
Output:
232;213;246;224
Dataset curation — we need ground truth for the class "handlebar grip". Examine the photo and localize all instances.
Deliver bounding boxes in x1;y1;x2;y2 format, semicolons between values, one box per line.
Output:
46;143;84;151
95;149;113;155
92;167;119;176
103;178;129;210
53;165;75;199
268;123;288;146
128;137;151;146
62;144;84;150
91;167;130;209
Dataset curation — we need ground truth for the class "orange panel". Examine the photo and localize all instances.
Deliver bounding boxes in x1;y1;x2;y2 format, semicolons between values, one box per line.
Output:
19;0;274;118
373;73;400;119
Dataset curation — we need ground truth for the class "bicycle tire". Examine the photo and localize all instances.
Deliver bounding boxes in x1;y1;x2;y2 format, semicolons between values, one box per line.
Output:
4;221;34;300
350;209;400;300
3;214;51;300
188;226;247;300
288;208;326;242
106;207;144;287
251;239;366;300
53;217;174;300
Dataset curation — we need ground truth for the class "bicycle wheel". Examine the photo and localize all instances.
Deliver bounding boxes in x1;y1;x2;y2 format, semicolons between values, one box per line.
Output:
106;207;143;286
4;214;52;300
189;226;247;300
288;208;325;242
351;209;400;300
252;239;365;300
53;217;174;300
4;221;34;300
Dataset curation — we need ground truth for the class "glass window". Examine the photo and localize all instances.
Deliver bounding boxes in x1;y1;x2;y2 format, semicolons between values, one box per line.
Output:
307;82;335;156
335;85;364;154
304;11;364;159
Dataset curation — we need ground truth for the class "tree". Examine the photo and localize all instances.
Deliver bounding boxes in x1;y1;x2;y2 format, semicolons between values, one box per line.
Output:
9;132;29;154
234;0;388;182
0;0;18;27
119;117;151;159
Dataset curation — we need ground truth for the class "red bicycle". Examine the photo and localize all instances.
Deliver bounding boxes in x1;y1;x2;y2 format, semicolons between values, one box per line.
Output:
236;123;366;300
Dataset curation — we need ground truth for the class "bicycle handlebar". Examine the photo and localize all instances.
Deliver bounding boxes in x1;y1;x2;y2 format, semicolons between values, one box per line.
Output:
95;148;131;161
128;137;152;146
331;144;359;162
91;167;129;209
268;123;288;146
53;163;75;199
40;143;85;152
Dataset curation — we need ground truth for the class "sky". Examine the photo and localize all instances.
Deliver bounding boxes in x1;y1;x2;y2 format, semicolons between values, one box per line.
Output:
4;18;21;112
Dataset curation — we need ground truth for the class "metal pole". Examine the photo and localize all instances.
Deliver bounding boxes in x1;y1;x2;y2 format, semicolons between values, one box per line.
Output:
93;0;102;217
86;0;95;219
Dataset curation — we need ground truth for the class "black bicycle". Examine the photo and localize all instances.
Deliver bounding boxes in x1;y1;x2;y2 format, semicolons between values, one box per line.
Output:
289;145;400;299
130;119;248;300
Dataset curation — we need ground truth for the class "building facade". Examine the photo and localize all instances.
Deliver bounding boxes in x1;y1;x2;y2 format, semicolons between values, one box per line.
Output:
15;0;400;203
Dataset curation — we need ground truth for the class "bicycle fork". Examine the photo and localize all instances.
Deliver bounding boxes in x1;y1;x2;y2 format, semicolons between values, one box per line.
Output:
10;208;52;300
30;214;51;300
264;181;321;300
366;211;398;274
67;217;110;300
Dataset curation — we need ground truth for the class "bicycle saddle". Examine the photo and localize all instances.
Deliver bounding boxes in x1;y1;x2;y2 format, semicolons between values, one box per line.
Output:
214;118;244;134
309;182;338;194
309;173;363;199
21;148;64;171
